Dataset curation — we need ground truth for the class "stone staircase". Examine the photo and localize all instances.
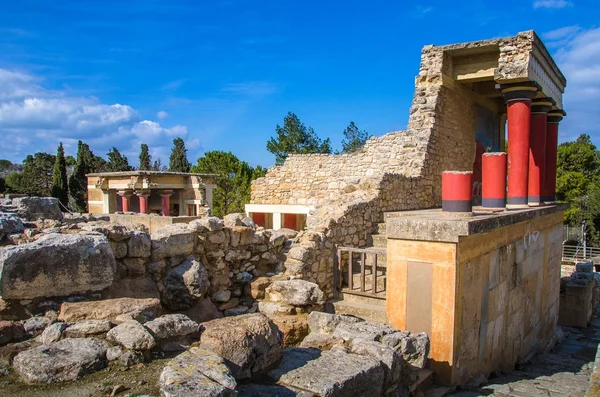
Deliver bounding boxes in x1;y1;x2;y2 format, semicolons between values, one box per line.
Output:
328;222;390;324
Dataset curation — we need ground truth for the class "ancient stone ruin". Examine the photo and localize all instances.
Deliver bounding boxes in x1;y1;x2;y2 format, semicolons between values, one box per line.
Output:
2;30;599;397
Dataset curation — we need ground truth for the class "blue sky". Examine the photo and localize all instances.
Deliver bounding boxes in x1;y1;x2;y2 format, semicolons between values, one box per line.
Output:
0;0;599;167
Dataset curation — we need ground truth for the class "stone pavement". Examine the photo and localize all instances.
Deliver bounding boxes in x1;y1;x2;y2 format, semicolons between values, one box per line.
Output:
437;319;600;397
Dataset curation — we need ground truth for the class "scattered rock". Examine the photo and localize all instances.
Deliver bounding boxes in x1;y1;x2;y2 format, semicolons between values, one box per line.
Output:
106;346;124;361
307;311;363;335
349;339;403;392
159;347;237;397
333;320;396;342
218;297;240;311
270;315;309;347
0;340;40;366
63;320;112;338
399;332;430;370
199;313;283;379
0;213;24;240
119;351;144;368
0;321;26;346
161;256;210;310
0;233;116;300
266;280;324;306
107;320;156;351
180;298;222;324
23;316;52;337
12;338;108;383
299;332;344;350
13;197;62;221
40;322;68;345
250;277;272;299
212;289;232;303
58;298;162;323
269;348;384;397
144;314;199;340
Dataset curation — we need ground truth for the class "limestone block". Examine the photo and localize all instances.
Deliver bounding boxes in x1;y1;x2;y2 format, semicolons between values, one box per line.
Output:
13;338;108;383
0;234;116;300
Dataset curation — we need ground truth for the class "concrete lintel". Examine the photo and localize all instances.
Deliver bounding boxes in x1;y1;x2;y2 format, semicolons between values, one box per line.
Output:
386;204;567;243
245;203;314;215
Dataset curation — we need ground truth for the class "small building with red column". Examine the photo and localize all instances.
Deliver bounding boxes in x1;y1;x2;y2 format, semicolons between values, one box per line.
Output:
86;171;216;217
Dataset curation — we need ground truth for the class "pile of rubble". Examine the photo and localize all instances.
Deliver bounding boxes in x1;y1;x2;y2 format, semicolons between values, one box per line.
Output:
0;196;431;396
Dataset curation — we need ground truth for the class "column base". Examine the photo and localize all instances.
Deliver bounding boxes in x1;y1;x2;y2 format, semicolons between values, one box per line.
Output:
506;204;529;210
482;198;506;209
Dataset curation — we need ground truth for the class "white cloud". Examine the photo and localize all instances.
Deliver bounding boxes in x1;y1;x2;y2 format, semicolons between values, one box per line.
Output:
0;68;195;165
549;27;600;143
157;110;168;119
533;0;573;9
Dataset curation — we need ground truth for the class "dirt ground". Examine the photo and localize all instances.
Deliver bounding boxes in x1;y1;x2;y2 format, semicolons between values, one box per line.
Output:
0;356;174;397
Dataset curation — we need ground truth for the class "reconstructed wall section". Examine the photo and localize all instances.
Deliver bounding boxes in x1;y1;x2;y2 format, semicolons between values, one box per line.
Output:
251;31;541;296
386;206;564;385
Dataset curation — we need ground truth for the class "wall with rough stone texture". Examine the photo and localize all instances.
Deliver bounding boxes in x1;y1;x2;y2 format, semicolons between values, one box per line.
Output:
249;32;539;296
74;218;288;320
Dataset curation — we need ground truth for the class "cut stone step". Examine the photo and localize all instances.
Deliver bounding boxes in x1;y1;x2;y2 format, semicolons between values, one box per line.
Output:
327;298;389;324
336;290;387;306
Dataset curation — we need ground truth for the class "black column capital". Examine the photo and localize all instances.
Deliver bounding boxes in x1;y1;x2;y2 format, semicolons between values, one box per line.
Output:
500;81;540;102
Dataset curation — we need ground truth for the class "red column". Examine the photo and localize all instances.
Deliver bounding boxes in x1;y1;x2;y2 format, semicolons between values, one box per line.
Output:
543;110;565;203
160;190;173;216
136;191;151;214
501;84;538;209
442;171;473;213
117;191;132;212
482;152;507;209
528;98;554;206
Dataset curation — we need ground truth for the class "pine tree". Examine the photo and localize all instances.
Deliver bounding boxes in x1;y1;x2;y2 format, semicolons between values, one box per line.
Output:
341;121;371;153
139;144;152;170
169;137;191;172
191;151;265;217
267;112;332;165
51;142;69;209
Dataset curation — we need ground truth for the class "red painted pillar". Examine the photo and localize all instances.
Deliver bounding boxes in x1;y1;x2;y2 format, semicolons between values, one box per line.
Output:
543;110;565;203
160;190;173;216
501;84;538;209
442;171;473;213
136;191;151;214
528;98;554;206
482;152;507;209
117;191;132;212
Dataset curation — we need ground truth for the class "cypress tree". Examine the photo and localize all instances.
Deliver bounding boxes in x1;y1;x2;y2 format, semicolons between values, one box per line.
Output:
139;144;151;170
169;137;191;172
69;141;90;212
51;142;69;209
106;147;132;172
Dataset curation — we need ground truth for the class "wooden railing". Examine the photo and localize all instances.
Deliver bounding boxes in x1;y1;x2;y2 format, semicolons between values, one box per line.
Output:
334;246;387;299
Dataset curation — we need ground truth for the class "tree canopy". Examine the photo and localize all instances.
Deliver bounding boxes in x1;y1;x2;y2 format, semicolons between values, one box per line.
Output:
51;143;69;209
192;151;266;217
139;144;152;171
341;121;371;153
169;137;191;172
557;134;600;244
106;147;132;172
69;141;105;212
20;152;56;196
267;112;332;165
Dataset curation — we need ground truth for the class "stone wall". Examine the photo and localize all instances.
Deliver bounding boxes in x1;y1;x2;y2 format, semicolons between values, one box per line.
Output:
250;32;538;296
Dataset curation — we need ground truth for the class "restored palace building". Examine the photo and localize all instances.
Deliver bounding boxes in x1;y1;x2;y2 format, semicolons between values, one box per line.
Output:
86;171;216;217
